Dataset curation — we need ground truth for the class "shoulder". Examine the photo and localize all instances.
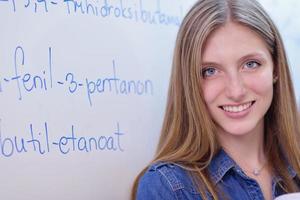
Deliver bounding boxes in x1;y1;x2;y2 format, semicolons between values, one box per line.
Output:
136;162;202;200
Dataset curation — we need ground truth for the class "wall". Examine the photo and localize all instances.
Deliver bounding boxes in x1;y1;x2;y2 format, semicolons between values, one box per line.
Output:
259;0;300;105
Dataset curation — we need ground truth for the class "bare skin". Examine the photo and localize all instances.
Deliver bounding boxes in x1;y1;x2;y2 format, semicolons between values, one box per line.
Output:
201;22;275;199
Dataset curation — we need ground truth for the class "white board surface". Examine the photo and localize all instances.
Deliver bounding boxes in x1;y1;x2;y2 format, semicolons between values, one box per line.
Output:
0;0;196;199
0;1;299;200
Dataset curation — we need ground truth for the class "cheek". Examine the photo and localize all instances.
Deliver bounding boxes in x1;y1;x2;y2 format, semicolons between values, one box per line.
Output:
202;79;225;104
245;68;274;95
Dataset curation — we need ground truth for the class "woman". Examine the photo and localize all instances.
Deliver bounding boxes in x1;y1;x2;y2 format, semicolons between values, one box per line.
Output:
132;0;300;199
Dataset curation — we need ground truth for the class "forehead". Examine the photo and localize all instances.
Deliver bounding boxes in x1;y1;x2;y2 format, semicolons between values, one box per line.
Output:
202;22;271;62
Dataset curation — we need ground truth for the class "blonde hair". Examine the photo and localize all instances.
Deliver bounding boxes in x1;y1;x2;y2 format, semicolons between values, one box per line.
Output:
132;0;300;199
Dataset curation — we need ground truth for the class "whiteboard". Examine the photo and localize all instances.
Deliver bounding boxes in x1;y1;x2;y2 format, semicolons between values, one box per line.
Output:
0;1;299;200
0;0;196;199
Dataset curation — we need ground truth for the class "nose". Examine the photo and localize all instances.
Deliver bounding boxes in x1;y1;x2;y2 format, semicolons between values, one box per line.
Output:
225;72;246;101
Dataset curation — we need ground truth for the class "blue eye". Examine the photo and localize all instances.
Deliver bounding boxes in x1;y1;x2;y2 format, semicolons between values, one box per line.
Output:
202;67;217;78
244;61;260;69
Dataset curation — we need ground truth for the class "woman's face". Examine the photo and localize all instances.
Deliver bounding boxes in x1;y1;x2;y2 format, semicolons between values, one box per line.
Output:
201;22;274;137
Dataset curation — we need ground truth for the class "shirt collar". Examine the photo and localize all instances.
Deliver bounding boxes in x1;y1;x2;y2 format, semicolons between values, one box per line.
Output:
273;164;297;184
288;165;297;178
208;149;298;185
208;149;235;185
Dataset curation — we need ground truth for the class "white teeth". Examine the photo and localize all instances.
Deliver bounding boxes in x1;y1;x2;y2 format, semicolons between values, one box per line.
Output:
222;102;252;113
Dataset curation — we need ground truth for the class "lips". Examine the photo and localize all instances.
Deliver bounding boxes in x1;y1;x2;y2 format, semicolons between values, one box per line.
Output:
219;101;256;113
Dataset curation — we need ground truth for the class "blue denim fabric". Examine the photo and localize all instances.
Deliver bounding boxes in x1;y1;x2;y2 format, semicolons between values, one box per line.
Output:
136;149;298;200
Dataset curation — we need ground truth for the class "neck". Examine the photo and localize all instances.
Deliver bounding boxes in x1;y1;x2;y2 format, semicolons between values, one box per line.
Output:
218;121;266;169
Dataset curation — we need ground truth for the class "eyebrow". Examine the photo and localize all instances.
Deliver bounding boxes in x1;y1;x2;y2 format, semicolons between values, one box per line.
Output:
237;52;267;64
201;52;268;67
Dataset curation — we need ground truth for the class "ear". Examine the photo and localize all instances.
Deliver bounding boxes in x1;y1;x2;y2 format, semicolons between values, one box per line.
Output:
273;68;278;84
273;76;278;84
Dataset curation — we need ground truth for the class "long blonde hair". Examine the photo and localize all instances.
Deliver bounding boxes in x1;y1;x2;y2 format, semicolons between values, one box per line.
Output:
132;0;300;199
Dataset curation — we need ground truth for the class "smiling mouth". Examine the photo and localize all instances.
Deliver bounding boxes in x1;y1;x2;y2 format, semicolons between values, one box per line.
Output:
219;101;256;113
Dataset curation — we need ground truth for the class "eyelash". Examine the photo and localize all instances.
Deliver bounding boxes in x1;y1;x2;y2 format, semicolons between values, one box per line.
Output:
201;60;261;78
244;60;261;69
201;67;217;78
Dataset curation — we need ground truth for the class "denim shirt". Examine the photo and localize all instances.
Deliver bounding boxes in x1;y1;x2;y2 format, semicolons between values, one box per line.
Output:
136;150;298;199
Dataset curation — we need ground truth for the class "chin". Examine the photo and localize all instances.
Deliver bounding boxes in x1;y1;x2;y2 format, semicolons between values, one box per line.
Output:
222;128;252;136
218;120;262;137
